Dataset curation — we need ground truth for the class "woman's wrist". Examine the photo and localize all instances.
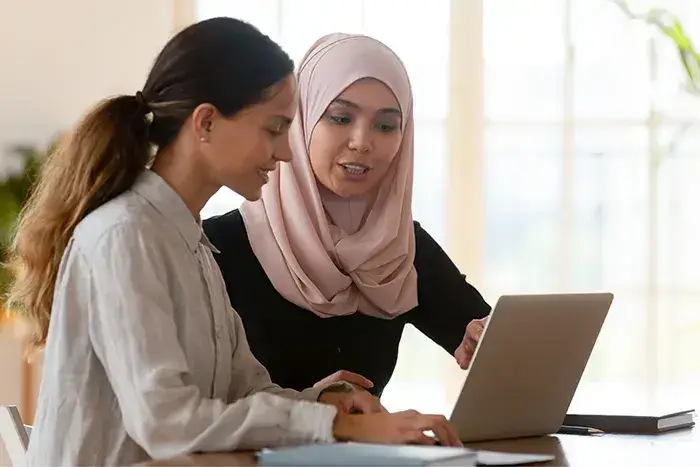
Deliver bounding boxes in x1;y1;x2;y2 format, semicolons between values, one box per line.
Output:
332;411;361;441
317;381;355;402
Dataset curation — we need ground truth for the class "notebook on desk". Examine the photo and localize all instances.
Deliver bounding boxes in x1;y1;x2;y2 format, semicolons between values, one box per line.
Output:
564;383;697;434
257;443;556;466
257;443;477;466
563;408;696;434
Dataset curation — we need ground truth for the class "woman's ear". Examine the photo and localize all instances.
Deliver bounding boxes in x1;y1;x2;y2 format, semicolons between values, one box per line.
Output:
192;103;217;142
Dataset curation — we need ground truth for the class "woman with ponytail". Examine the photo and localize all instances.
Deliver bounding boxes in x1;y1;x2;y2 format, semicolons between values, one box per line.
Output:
8;18;460;466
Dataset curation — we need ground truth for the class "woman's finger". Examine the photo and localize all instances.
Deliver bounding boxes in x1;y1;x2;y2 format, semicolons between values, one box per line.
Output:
314;370;374;389
410;415;457;437
335;370;374;389
357;395;384;414
466;321;483;341
403;430;437;445
431;421;462;447
455;341;475;369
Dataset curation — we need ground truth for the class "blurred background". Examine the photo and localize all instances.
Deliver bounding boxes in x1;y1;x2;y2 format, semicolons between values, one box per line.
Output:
0;0;698;427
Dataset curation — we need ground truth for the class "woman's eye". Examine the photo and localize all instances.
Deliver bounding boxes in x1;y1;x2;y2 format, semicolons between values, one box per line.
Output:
376;122;398;133
328;115;352;125
266;126;284;137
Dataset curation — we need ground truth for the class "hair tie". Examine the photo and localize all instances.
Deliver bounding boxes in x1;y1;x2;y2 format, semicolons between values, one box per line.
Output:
134;91;154;125
134;91;149;111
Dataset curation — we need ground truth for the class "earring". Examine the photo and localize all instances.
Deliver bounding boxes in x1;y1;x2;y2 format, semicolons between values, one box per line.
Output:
200;137;206;142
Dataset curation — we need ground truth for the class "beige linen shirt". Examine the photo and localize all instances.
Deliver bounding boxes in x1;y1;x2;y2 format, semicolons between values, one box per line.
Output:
26;170;337;466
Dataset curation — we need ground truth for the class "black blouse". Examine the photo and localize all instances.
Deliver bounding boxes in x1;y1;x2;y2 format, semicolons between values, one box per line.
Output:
203;209;491;397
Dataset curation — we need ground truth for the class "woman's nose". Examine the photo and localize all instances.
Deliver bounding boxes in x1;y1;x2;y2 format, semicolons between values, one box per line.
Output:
273;137;294;162
347;127;372;154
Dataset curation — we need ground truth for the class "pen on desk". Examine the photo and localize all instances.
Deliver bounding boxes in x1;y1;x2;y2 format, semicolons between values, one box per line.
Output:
558;425;605;436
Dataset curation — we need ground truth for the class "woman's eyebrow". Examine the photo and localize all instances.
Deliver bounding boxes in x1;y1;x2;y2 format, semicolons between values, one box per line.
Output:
331;98;401;116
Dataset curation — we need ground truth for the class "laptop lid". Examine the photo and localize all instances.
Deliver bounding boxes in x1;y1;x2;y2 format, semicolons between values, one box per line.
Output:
449;292;613;442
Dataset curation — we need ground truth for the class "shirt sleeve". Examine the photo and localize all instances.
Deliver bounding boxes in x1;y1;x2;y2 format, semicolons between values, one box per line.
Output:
407;222;492;355
85;224;337;459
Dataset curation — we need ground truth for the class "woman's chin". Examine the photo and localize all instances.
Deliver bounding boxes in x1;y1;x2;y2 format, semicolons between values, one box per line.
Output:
329;182;373;199
242;187;263;202
224;181;263;203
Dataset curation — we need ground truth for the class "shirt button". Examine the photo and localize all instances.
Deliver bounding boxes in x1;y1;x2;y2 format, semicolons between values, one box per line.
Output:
336;347;341;354
216;327;222;340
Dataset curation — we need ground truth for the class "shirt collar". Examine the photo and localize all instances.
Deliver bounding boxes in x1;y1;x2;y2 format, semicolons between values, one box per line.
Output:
199;231;221;254
132;170;217;253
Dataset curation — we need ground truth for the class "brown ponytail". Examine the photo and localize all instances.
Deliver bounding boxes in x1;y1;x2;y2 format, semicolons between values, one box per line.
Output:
6;95;151;347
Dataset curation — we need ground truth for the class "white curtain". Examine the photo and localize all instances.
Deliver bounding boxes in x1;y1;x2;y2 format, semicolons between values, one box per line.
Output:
483;0;700;388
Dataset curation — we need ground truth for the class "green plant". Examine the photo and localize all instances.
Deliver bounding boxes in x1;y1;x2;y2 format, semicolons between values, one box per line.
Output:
612;0;700;96
0;139;58;303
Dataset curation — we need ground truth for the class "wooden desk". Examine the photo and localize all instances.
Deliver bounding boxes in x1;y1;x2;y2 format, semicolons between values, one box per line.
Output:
141;426;697;466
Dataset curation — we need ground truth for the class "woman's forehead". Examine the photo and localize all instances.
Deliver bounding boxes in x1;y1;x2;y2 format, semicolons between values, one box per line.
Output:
332;79;401;113
256;75;297;116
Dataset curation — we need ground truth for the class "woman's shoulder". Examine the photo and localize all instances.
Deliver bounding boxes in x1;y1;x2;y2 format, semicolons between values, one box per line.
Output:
412;220;441;254
202;209;275;298
203;207;244;228
202;208;249;246
412;220;425;236
411;220;457;276
202;208;261;272
73;191;162;254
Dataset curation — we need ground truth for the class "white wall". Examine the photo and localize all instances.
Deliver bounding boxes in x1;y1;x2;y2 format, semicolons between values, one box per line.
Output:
0;0;194;425
0;0;187;167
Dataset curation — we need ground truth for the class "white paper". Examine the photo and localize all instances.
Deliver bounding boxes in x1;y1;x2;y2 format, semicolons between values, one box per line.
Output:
477;450;555;466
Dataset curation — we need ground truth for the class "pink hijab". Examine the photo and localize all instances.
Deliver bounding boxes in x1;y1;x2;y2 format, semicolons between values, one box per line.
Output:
240;33;417;319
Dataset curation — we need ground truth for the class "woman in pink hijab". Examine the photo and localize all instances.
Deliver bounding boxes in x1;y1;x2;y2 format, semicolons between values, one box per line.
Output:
203;33;491;397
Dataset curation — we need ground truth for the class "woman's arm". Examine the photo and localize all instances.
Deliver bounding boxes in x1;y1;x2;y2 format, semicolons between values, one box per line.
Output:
407;222;491;356
85;225;337;459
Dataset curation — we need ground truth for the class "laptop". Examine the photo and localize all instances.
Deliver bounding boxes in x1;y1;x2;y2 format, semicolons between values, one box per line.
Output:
448;292;614;442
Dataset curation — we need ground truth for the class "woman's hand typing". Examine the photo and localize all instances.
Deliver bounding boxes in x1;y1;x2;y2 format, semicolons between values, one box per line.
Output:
332;410;463;447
